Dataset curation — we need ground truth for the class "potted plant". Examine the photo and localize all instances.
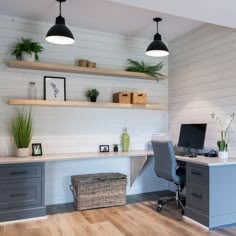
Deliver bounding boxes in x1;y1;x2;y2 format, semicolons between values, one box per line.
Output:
10;109;33;157
211;113;235;159
126;59;164;81
11;38;44;62
86;88;99;102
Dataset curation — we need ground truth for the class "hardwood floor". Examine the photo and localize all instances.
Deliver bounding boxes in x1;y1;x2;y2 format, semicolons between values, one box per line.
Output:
1;192;236;236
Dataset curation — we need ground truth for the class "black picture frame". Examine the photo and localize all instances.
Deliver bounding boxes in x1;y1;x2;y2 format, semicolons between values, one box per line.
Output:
32;143;43;156
99;145;109;152
44;76;66;101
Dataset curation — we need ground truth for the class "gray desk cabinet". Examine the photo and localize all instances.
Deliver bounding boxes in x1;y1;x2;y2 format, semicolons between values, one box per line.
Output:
185;162;236;229
0;163;46;222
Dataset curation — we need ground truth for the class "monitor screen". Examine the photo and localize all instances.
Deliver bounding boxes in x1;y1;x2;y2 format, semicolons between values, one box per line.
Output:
178;124;207;149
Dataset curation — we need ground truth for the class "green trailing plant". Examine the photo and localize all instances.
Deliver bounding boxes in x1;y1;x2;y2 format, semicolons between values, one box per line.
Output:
11;38;44;61
10;109;32;148
86;88;99;98
126;59;163;80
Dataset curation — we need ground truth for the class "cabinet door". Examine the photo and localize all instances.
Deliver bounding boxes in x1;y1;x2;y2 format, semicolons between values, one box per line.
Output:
0;179;43;211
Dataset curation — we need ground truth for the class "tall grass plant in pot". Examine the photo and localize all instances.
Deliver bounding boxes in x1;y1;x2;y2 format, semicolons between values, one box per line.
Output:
211;113;234;159
10;109;32;157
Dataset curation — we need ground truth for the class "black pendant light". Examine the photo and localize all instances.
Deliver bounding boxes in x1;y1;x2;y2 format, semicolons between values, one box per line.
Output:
146;18;169;57
46;0;74;45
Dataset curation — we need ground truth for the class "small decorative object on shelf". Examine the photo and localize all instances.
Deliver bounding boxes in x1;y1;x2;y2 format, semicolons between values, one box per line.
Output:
32;143;43;156
87;61;96;68
126;59;163;81
211;112;235;159
113;144;119;152
11;38;44;62
10;108;32;157
121;127;130;152
28;82;37;100
78;59;88;67
131;92;147;104
99;145;109;152
44;76;66;101
86;88;99;102
113;92;131;104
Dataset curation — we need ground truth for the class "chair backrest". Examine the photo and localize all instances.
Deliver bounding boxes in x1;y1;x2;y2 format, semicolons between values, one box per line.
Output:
152;140;177;182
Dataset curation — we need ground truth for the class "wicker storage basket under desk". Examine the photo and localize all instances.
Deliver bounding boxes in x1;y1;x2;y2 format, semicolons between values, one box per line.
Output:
70;173;127;211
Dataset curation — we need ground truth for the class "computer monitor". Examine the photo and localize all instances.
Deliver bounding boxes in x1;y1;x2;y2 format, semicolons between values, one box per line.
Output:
178;123;207;149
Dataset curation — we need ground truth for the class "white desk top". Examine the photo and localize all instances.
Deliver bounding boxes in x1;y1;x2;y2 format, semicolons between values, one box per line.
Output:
176;155;236;166
0;150;235;166
0;150;152;165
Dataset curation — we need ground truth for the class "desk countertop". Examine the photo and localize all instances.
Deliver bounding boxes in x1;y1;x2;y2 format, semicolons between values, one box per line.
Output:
176;155;236;166
0;151;235;166
0;150;153;165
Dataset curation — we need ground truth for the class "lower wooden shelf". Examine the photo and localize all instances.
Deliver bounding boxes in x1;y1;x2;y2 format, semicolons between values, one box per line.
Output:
8;99;167;110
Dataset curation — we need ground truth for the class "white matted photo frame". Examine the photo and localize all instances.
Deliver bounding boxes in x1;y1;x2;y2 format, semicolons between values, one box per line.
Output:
44;76;66;101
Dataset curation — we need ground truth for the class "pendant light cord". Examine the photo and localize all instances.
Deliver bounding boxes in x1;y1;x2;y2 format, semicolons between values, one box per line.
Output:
59;0;62;16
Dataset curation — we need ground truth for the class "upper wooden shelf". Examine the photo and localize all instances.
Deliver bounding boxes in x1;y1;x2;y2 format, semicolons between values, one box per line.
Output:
8;61;167;81
8;99;167;110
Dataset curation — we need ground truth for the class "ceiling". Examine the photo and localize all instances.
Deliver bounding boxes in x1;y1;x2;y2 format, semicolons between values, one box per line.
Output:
0;0;204;42
110;0;236;29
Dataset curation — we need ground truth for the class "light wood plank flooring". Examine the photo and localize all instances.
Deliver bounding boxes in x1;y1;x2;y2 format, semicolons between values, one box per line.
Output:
1;198;236;236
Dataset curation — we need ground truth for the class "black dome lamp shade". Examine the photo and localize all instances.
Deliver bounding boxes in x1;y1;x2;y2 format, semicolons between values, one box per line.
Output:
46;0;74;45
146;18;169;57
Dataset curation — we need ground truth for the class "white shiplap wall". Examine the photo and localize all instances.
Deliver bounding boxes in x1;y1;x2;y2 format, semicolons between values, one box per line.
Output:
169;23;236;157
0;15;168;204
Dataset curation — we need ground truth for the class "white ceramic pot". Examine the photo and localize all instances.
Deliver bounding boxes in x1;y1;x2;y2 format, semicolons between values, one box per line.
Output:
218;151;228;159
21;51;35;62
16;148;29;157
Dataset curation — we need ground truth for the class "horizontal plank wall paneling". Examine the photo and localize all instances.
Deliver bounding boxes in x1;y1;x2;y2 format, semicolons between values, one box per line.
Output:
169;23;236;157
0;15;168;204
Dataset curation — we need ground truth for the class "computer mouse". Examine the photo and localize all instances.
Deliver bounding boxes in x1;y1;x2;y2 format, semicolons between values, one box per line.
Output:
189;154;197;158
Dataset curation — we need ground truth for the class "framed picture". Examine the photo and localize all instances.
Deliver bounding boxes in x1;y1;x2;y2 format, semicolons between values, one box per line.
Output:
99;145;109;152
44;76;66;101
32;143;43;156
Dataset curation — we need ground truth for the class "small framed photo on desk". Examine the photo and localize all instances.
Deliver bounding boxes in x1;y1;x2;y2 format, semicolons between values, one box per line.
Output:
32;143;43;156
99;145;109;152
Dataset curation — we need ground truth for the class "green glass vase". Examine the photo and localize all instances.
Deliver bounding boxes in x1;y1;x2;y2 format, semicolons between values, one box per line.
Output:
121;127;130;152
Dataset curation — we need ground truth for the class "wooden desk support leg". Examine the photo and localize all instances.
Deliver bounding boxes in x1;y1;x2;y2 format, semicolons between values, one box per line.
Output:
130;156;148;187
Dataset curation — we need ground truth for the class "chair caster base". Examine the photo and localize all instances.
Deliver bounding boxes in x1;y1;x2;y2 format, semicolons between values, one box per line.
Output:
157;206;162;212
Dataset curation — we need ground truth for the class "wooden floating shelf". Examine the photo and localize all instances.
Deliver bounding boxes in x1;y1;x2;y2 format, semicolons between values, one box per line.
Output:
8;60;167;81
8;99;168;110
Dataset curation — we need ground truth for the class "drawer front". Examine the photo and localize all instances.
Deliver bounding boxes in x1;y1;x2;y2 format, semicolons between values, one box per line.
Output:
0;179;43;210
186;182;209;213
0;163;42;180
187;163;209;184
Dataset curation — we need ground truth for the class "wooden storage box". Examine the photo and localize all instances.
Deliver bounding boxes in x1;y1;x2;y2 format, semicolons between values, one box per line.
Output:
131;92;147;104
113;92;131;104
70;173;127;211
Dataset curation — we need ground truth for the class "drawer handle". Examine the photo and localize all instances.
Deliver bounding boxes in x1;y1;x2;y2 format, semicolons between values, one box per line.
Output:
10;193;28;197
10;171;28;175
191;193;202;199
191;171;202;176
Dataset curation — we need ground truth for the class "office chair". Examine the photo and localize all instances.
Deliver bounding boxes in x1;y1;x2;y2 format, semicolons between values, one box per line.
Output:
152;140;186;214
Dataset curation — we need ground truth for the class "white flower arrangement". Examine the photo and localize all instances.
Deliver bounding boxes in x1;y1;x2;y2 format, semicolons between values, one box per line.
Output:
211;113;235;151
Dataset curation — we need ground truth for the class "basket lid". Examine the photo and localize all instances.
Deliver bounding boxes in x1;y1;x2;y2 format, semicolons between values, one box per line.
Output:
71;172;126;183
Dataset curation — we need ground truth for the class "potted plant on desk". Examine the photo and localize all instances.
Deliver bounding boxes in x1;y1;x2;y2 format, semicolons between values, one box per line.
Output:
211;113;234;159
10;109;32;157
